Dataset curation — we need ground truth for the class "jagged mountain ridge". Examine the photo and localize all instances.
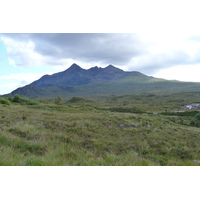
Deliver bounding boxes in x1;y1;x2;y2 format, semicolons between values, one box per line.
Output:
32;63;146;87
7;63;200;99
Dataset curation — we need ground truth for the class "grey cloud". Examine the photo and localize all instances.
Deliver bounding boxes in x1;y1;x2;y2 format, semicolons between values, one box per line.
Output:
34;33;145;65
128;50;192;74
1;33;145;66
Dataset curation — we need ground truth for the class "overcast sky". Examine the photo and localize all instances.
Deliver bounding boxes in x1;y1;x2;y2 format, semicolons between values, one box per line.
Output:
1;0;200;95
1;32;200;94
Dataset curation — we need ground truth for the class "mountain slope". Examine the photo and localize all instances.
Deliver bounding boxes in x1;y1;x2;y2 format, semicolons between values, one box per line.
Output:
32;63;146;87
7;63;200;99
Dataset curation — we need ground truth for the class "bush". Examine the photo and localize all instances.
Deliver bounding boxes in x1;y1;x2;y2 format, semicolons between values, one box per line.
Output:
0;98;11;105
190;112;200;127
10;95;40;105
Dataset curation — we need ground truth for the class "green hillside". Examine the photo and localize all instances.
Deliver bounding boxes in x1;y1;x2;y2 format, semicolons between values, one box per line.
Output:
8;75;200;100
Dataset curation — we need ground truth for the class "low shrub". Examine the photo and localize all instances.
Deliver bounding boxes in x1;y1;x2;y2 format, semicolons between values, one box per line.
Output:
68;97;87;103
0;98;11;105
25;157;46;166
107;107;145;114
161;111;200;116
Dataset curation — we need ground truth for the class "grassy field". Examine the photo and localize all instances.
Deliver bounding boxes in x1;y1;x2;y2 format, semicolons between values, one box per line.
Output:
1;92;200;166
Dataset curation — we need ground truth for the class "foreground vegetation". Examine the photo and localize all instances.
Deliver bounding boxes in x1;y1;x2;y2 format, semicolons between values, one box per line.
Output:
1;92;200;166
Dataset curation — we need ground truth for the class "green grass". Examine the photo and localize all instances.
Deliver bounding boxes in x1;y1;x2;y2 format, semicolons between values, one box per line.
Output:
1;92;200;165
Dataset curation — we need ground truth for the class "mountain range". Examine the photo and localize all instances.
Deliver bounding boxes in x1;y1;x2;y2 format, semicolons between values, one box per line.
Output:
6;63;200;99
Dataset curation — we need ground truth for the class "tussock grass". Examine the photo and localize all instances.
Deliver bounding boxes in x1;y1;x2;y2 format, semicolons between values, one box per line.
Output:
1;92;200;165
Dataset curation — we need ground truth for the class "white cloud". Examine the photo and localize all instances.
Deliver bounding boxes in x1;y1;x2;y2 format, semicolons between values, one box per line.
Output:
1;37;45;67
0;71;55;95
153;64;200;82
1;71;54;86
125;32;200;74
0;82;23;95
0;82;22;88
8;58;17;67
2;73;43;82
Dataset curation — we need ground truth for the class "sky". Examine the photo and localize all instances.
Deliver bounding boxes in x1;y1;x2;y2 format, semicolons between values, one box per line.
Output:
1;32;200;95
1;0;200;95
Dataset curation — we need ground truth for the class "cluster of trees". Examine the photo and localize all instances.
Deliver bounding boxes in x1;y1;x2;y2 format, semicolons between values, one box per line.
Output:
0;94;63;106
0;95;40;105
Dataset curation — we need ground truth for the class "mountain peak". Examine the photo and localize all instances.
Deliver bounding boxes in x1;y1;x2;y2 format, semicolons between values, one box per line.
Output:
104;64;124;72
107;64;115;68
89;66;98;70
68;63;82;70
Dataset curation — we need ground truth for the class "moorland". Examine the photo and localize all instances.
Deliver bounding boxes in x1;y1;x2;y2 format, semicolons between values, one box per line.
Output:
0;92;200;166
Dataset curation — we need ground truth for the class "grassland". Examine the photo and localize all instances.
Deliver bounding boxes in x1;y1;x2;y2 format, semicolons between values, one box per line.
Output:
1;92;200;166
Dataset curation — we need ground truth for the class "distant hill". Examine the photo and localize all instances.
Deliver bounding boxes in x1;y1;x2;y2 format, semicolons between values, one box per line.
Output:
6;63;200;99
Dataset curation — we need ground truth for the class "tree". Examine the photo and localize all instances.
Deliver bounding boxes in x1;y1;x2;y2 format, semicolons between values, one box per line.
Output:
55;95;62;105
13;94;21;103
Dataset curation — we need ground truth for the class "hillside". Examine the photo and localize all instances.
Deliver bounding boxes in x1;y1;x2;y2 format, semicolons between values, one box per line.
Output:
6;63;200;99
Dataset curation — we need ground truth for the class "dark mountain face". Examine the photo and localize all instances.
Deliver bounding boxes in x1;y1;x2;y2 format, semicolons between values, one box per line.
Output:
10;84;47;98
32;63;145;88
32;63;88;87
